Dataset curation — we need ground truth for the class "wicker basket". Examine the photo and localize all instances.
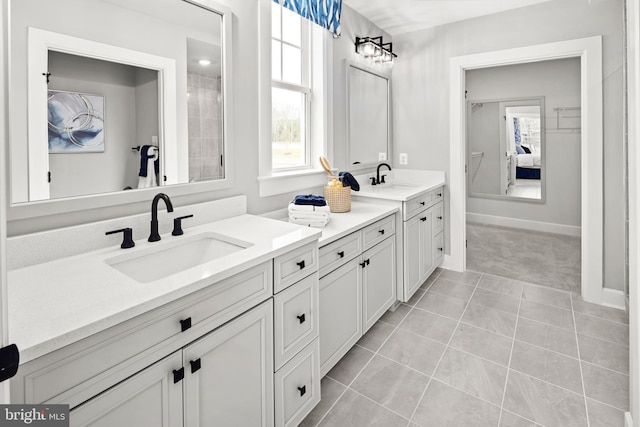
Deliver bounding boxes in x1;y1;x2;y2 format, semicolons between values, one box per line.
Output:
324;182;351;213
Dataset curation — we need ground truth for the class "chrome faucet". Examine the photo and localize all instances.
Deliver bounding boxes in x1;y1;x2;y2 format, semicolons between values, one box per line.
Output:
375;162;392;185
149;193;174;242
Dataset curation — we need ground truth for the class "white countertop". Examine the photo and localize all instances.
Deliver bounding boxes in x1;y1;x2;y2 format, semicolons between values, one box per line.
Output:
8;215;320;363
353;169;446;202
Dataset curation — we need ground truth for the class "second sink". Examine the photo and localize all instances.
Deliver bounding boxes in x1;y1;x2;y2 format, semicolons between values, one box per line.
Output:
106;232;253;283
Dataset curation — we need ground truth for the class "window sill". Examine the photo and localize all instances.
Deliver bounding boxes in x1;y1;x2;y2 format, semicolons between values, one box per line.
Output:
257;169;327;197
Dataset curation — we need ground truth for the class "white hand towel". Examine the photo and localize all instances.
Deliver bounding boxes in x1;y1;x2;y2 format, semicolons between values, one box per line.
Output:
289;217;330;228
137;147;158;189
288;203;331;213
289;212;330;221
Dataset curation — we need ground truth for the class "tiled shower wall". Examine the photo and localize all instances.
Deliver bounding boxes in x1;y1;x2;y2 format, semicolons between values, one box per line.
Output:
187;73;224;182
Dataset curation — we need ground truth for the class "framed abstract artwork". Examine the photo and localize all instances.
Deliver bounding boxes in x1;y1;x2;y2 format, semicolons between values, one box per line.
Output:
47;90;105;153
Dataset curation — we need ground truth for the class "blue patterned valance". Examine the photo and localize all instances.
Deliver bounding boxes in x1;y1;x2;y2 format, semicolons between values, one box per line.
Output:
274;0;343;36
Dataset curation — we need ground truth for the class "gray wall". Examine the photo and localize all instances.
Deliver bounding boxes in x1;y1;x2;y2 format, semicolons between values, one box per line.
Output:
466;58;582;228
392;0;624;291
468;102;501;195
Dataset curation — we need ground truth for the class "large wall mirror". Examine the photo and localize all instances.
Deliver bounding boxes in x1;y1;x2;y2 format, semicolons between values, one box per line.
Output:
8;0;232;216
346;60;391;168
467;97;545;201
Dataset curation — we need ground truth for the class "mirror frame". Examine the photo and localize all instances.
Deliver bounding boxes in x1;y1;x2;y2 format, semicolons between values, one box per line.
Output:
466;96;546;203
344;59;392;172
7;0;234;221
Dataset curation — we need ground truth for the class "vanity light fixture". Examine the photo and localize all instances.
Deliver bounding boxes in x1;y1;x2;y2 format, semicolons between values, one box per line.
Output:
355;36;397;63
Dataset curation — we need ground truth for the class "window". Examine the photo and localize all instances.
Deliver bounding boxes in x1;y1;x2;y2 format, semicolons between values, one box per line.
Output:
271;2;311;170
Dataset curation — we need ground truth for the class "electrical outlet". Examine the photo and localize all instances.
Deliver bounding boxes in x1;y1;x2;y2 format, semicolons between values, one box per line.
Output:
399;153;408;165
378;152;387;161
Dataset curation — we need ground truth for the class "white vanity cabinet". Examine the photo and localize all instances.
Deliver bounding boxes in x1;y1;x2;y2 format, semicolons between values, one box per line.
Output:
403;188;444;299
318;214;396;376
11;239;321;427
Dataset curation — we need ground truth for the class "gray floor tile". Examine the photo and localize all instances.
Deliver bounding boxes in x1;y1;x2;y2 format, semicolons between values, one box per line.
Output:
572;295;629;324
406;289;425;306
356;321;395;352
581;362;630;411
515;317;578;358
379;304;411;326
586;398;626;427
518;300;574;331
299;377;346;427
574;312;629;347
415;291;467;320
399;307;458;344
461;303;517;336
510;340;583;394
428;278;476;301
434;347;508;405
503;370;587;427
412;379;501;427
378;328;446;376
326;345;374;386
578;333;629;374
522;283;572;310
317;389;408;427
499;410;541;426
420;270;441;290
470;287;521;314
351;355;429;419
449;323;513;366
437;269;482;286
478;274;525;298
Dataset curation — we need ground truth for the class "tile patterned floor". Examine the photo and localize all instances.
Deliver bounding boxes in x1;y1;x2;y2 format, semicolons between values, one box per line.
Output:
300;269;629;427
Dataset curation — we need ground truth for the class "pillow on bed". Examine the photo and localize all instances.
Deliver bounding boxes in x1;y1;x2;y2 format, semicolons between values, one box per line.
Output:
515;145;525;154
521;145;532;154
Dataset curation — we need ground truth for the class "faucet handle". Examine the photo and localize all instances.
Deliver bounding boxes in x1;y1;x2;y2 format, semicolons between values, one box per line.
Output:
370;176;377;186
380;174;387;184
172;215;194;236
106;228;135;249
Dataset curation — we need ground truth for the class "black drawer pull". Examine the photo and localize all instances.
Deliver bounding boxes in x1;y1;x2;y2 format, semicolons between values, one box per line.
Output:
437;193;442;197
420;217;427;222
420;201;425;206
298;385;306;396
297;260;306;270
180;318;192;332
173;367;184;383
360;261;367;268
297;313;306;324
437;216;443;220
378;229;385;235
438;247;444;252
337;251;345;258
190;358;201;373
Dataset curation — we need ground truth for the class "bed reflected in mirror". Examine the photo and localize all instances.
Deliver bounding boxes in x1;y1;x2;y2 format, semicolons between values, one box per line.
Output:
467;97;545;201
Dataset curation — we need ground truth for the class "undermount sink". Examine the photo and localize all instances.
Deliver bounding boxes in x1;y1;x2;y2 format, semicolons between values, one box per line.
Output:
105;232;253;283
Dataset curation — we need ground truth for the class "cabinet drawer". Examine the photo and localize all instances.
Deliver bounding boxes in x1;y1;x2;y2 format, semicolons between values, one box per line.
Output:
274;273;319;370
319;232;361;278
432;202;444;235
13;262;273;408
403;187;444;220
275;339;321;427
274;242;319;293
362;215;395;251
434;232;444;266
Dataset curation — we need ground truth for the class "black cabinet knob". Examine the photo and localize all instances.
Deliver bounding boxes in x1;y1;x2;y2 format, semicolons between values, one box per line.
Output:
173;367;184;383
360;261;367;268
297;260;306;270
298;385;306;396
337;251;344;258
420;201;425;206
437;216;443;220
180;317;192;332
190;358;201;373
420;217;427;222
297;313;306;324
437;193;442;197
378;229;385;235
438;247;444;252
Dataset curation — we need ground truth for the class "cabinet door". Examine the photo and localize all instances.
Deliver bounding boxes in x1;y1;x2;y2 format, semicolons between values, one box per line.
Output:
183;300;274;427
319;258;362;377
403;215;422;299
419;212;434;280
70;352;183;427
362;237;396;332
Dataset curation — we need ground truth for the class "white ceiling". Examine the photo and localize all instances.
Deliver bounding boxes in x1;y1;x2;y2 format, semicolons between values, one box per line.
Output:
343;0;553;36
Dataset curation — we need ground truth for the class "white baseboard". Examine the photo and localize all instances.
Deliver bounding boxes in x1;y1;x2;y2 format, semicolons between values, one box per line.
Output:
467;213;581;236
602;288;626;310
625;411;632;427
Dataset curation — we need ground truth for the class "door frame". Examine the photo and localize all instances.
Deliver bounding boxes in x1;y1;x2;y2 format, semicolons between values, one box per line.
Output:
447;36;604;303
